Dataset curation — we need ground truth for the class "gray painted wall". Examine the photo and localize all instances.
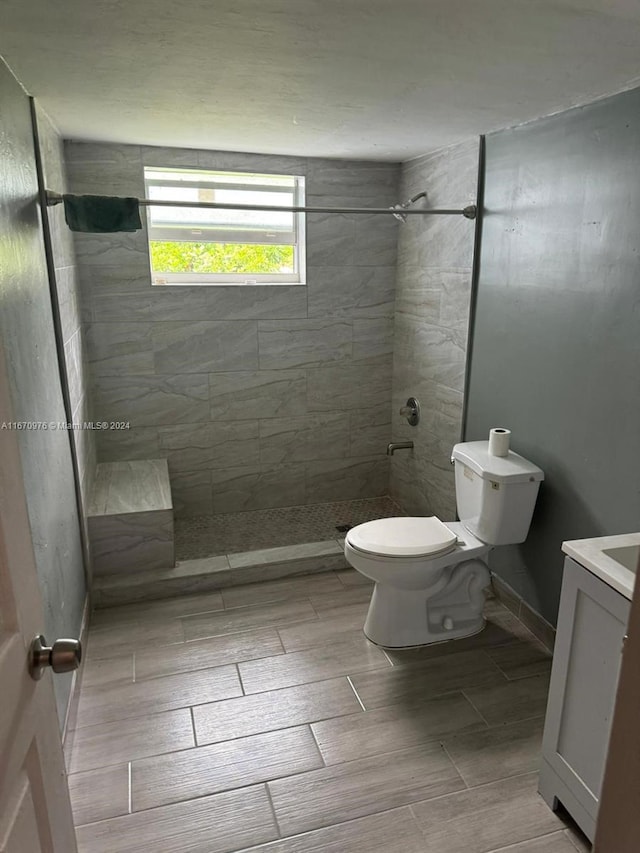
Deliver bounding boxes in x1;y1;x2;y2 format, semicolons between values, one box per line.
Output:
0;60;87;726
465;87;640;625
390;140;479;518
66;142;399;516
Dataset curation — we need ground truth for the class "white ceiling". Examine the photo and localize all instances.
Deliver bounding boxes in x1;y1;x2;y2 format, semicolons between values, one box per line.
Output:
3;0;640;161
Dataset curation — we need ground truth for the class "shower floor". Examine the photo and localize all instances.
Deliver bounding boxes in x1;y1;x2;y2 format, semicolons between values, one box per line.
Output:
175;496;404;561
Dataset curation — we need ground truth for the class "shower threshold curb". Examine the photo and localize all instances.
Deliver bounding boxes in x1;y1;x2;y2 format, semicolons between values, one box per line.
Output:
92;538;348;608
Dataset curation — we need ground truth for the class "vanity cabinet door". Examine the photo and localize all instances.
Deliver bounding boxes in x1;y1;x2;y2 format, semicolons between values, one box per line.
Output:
539;556;630;841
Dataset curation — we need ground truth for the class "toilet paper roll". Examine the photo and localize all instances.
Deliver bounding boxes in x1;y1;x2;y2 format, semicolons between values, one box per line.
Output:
489;428;511;457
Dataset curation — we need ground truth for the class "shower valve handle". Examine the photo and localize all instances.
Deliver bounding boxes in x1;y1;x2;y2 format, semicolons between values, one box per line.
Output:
399;397;420;426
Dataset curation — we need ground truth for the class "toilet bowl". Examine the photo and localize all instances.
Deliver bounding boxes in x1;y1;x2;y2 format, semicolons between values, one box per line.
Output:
344;440;544;648
345;519;491;647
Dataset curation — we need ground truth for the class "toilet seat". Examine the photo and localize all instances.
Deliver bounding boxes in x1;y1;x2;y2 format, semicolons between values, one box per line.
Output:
346;516;458;558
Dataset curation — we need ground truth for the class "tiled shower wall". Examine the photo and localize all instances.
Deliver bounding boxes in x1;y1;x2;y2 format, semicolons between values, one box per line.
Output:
65;143;399;516
390;140;479;518
37;109;96;517
37;108;95;720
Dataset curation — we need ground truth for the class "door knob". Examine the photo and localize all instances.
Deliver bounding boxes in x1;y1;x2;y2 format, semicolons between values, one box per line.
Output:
28;635;82;681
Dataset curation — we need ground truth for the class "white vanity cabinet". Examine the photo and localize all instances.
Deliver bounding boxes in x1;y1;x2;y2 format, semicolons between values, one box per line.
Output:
539;555;630;842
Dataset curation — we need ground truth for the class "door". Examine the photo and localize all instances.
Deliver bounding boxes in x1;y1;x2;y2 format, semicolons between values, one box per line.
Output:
0;343;77;852
594;548;640;852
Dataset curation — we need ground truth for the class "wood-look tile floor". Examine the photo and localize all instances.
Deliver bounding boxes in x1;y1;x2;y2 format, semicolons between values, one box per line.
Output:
68;570;592;853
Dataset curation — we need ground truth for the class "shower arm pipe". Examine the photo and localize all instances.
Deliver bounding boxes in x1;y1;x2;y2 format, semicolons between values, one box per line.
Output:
45;190;476;219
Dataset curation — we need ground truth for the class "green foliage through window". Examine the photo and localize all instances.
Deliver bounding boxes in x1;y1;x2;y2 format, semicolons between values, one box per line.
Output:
150;241;294;275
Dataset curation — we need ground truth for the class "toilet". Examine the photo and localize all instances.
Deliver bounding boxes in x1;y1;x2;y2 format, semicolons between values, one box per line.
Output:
345;440;544;647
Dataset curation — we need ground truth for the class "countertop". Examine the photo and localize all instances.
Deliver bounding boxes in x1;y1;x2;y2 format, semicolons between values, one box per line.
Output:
562;532;640;600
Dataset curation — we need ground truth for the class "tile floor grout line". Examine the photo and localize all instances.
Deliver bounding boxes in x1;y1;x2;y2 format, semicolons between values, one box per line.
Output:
504;668;553;683
143;684;233;725
483;712;548;730
240;657;393;698
263;782;283;839
235;663;247;696
189;706;197;744
195;717;359;751
307;594;322;619
74;777;283;831
181;620;318;645
563;828;591;853
421;768;542;799
216;588;350;615
95;578;364;630
69;748;190;778
255;797;459;850
130;765;333;820
487;635;549;652
405;802;436;848
335;571;351;590
132;650;289;684
86;639;188;666
380;647;396;667
75;722;326;779
72;701;232;733
346;675;367;711
460;688;492;727
485;829;573;853
273;628;287;656
306;723;327;767
440;741;471;789
478;646;512;680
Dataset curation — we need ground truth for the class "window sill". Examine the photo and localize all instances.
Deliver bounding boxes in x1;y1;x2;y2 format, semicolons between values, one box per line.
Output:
150;279;307;287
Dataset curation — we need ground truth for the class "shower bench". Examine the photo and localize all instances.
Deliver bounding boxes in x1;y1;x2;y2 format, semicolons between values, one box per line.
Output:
87;459;175;577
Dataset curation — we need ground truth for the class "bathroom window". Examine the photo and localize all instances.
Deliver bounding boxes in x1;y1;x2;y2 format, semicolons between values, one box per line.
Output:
144;167;306;285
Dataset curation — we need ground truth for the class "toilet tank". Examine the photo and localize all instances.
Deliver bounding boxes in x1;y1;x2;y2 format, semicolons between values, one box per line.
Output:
452;441;544;545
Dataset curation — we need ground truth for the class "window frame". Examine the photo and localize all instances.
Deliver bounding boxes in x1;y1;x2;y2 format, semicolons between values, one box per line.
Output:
144;167;307;287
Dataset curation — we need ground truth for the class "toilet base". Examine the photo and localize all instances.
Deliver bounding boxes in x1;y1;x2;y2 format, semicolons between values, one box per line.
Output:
362;558;491;648
364;617;486;649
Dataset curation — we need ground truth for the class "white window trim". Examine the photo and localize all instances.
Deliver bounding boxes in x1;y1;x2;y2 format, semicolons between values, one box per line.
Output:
144;167;307;286
151;272;305;286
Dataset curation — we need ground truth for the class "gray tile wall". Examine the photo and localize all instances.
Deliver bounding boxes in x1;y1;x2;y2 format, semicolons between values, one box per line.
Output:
37;108;97;519
390;140;479;518
65;142;399;516
0;60;87;729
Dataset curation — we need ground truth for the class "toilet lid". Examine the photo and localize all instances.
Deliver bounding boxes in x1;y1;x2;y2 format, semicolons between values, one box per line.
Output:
346;516;458;557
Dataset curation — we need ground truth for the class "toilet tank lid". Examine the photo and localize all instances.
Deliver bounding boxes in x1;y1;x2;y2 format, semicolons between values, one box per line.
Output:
347;516;458;557
452;441;544;484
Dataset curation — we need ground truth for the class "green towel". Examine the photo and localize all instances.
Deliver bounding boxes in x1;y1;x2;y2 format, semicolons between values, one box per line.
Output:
63;194;142;233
